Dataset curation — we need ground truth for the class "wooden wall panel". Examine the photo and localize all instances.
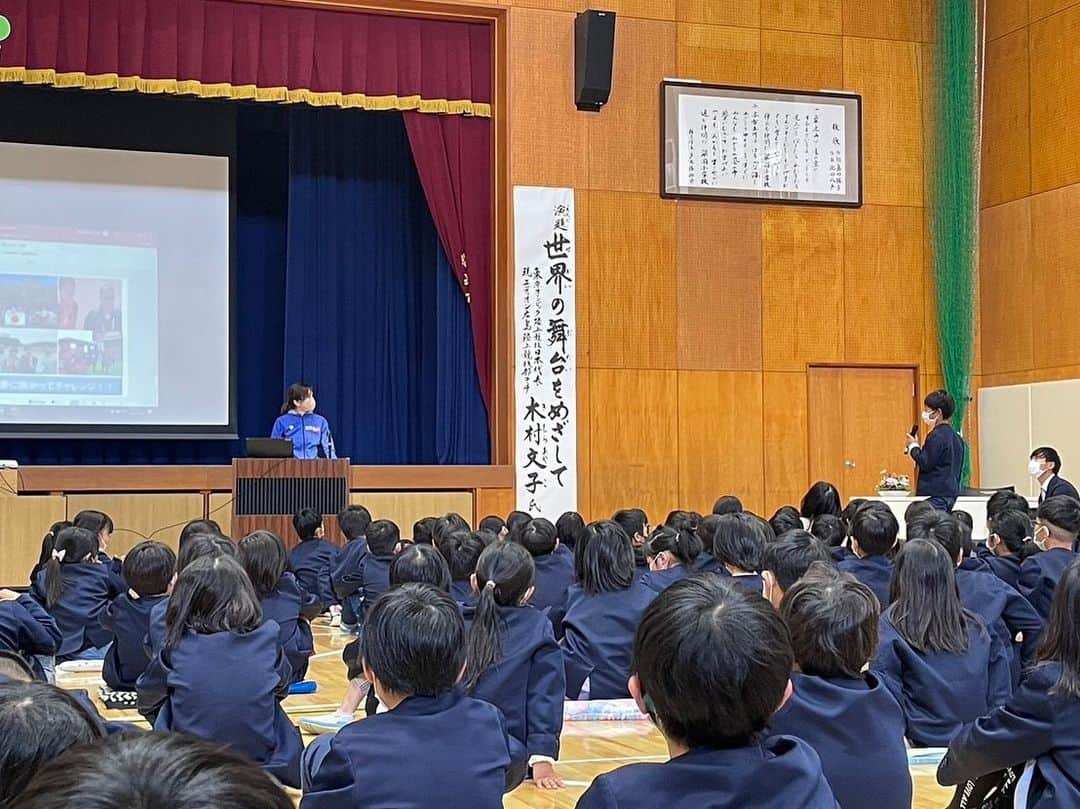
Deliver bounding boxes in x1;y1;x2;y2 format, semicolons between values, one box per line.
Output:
763;372;809;512
349;492;474;537
586;17;676;193
1031;183;1080;368
677;371;765;515
675;0;760;26
66;494;204;555
576;366;592;518
574;190;591;370
807;367;845;487
590;0;676;20
762;207;845;371
587;368;679;522
842;205;925;364
760;0;842;34
676;202;762;370
980;199;1034;374
675;23;761;86
986;0;1029;40
842;37;924;207
843;0;922;41
1030;4;1080;193
509;8;586;188
588;192;677;369
209;493;233;538
0;497;66;588
981;30;1031;207
474;488;517;522
760;31;843;91
1029;0;1076;23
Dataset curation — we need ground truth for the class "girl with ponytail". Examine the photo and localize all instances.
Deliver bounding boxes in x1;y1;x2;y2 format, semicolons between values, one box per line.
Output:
30;527;124;661
464;542;565;791
640;526;704;594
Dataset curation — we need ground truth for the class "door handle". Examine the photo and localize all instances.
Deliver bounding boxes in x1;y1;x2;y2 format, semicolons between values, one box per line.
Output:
844;460;856;469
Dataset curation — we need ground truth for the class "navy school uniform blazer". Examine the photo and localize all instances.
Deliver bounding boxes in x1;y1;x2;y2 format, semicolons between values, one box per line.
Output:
638;565;690;595
830;545;856;564
330;537;368;600
692;552;727;574
136;620;302;787
575;737;838;809
530;550;576;614
910;422;965;502
560;583;658;700
768;672;911;809
1019;547;1077;621
0;594;62;679
100;592;168;690
871;613;1013;747
469;605;565;762
354;553;394;623
450;579;476;609
31;563;126;657
956;567;1044;683
837;554;893;607
1040;475;1080;505
985;553;1024;590
261;572;320;684
299;691;511;809
288;538;340;608
938;662;1080;809
145;597;168;657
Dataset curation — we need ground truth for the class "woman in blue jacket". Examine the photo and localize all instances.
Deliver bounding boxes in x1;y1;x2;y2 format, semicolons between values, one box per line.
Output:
271;383;335;459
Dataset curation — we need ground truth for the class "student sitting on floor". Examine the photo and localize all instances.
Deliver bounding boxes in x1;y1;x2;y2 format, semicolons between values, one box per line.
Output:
72;510;119;571
330;505;371;630
28;521;72;585
983;508;1039;590
464;541;565;791
555;511;587;552
0;585;61;682
937;557;1080;808
838;501;899;607
512;518;575;616
576;575;837;809
1020;496;1080;621
438;531;486;610
639;526;703;594
711;495;743;516
808;514;850;563
479;514;508;539
561;521;658;700
871;539;1012;747
330;519;398;630
239;530;320;685
770;566;911;809
288;509;340;617
300;584;512;809
761;529;833;608
15;731;294;809
769;506;803;538
610;509;650;572
137;555;303;787
709;513;768;592
101;541;175;693
31;527;125;661
692;516;725;573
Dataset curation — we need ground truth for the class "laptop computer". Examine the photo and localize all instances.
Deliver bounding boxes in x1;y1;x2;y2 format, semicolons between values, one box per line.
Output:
245;438;295;459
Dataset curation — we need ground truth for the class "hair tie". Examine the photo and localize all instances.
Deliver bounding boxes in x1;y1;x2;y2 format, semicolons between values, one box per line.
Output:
484;580;496;591
51;548;66;562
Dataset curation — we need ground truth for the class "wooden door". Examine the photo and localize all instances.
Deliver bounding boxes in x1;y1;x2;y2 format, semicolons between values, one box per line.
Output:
808;366;918;501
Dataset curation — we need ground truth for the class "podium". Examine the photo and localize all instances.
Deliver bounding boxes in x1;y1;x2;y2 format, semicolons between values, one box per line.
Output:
232;459;350;548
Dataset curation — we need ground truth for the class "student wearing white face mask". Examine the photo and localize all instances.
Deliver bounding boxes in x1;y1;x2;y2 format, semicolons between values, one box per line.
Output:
1028;447;1080;506
906;389;966;511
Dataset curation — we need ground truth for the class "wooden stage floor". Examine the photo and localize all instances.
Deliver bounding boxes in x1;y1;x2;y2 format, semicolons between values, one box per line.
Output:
58;617;953;809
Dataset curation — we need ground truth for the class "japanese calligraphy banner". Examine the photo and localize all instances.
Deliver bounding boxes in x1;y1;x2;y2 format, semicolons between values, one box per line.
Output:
513;186;577;518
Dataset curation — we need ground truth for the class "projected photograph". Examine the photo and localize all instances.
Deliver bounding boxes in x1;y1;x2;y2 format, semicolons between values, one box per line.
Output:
0;330;59;374
0;274;60;328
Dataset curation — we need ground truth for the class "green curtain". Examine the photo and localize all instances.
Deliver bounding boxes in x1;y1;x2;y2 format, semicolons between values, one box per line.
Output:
930;0;979;482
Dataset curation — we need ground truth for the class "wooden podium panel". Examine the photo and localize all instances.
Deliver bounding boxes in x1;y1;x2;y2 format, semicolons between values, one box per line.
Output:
232;459;350;548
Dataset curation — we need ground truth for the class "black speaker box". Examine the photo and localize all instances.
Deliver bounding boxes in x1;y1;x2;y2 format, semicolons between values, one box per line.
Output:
574;10;616;112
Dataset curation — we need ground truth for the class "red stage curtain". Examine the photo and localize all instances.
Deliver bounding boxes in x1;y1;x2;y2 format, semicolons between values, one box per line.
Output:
405;112;492;412
0;0;492;116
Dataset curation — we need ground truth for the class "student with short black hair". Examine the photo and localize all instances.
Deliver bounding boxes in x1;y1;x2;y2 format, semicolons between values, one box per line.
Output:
871;539;1012;746
986;490;1032;523
800;481;842;521
479;514;507;538
693;515;725;573
809;514;850;563
983;508;1038;589
101;541;175;692
761;530;833;608
838;501;898;607
0;586;61;682
1030;446;1080;505
433;513;471;546
576;576;836;809
17;732;294;809
239;531;319;685
663;510;701;533
937;558;1080;807
906;389;966;511
769;565;910;809
506;510;533;537
769;505;803;537
138;555;303;787
513;518;575;615
439;532;486;608
179;519;223;547
288;509;339;613
72;509;117;567
903;499;936;535
710;513;767;592
1020;496;1080;620
0;680;105;806
640;526;703;595
465;542;565;790
561;521;657;700
611;509;649;571
389;544;451;592
555;512;586;551
300;584;512;808
411;516;437;545
840;498;867;533
31;526;124;661
333;519;399;630
712;495;743;516
0;650;34;682
331;505;372;629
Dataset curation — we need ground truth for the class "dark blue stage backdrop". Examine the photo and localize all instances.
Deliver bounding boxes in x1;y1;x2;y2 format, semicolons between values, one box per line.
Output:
0;87;489;465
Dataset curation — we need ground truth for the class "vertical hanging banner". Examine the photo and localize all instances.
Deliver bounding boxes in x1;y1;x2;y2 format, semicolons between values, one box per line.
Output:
513;187;577;517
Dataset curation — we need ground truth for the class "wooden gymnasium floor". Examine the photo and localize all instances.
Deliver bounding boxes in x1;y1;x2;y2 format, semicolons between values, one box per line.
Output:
58;617;953;809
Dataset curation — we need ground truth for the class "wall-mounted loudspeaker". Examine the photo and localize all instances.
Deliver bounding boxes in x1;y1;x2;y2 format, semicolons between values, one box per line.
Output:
574;10;616;112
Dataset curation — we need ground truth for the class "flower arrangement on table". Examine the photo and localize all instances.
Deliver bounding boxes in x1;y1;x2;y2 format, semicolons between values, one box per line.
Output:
878;470;911;496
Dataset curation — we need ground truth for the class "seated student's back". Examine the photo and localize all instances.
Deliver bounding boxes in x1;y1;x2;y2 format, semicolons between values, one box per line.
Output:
770;566;911;809
838;501;898;607
512;518;575;615
0;584;61;681
287;509;339;609
709;513;768;592
983;507;1038;590
639;526;703;594
937;558;1080;808
101;541;175;691
576;576;836;809
352;520;399;624
330;506;371;626
30;527;125;659
871;540;1012;747
611;509;650;571
761;530;833;609
301;585;511;809
1020;496;1080;620
438;531;485;609
561;522;658;700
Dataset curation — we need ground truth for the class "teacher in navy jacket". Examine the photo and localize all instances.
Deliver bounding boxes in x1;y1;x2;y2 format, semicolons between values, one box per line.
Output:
906;389;965;512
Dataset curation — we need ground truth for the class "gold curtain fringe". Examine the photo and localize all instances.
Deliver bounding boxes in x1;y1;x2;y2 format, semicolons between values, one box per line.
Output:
0;67;492;118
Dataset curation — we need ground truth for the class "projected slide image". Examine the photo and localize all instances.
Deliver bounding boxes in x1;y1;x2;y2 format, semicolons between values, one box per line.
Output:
0;330;59;374
0;274;60;328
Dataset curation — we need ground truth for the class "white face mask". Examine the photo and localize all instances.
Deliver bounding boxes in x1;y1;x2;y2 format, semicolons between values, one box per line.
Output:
1029;459;1045;478
921;410;936;425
